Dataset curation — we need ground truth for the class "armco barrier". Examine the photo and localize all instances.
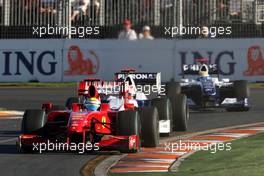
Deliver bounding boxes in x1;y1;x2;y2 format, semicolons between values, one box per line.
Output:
0;39;263;82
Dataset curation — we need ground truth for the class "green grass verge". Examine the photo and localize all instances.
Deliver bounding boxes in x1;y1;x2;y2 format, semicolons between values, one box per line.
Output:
108;133;264;176
0;82;77;88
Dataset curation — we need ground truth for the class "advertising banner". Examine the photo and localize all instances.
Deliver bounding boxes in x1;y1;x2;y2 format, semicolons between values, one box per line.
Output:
0;39;263;82
0;40;63;82
174;39;264;82
62;40;175;82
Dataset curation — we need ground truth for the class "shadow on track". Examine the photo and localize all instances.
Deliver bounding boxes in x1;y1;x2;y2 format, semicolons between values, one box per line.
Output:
0;144;19;154
0;130;20;138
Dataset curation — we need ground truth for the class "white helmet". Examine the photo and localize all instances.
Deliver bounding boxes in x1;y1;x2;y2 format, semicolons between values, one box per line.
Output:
199;64;209;77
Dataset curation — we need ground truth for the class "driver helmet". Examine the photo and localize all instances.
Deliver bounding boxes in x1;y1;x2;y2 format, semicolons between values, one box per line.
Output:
84;97;101;111
199;64;209;77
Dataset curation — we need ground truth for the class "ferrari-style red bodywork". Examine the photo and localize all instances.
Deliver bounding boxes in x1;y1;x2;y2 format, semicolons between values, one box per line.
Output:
19;78;140;153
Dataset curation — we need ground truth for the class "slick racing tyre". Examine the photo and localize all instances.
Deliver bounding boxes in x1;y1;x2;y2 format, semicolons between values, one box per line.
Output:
65;97;79;109
21;109;47;135
117;110;140;136
233;80;249;98
20;109;47;153
117;110;141;153
226;80;250;112
138;107;159;147
152;98;173;136
166;82;181;97
170;94;188;131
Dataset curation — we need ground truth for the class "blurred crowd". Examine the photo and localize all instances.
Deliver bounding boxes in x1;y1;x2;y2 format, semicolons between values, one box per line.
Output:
118;19;154;40
1;0;255;25
0;0;101;25
0;0;262;38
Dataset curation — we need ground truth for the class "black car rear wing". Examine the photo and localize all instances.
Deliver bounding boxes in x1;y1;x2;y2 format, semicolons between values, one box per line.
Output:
115;72;161;85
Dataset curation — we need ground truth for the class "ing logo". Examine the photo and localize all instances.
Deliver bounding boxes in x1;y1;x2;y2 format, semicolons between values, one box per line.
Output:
244;45;264;76
64;45;100;76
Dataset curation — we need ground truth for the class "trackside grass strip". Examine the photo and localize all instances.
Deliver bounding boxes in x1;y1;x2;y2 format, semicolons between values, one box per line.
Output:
108;132;264;176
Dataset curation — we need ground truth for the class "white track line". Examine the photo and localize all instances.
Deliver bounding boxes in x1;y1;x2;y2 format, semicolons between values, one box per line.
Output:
0;138;17;144
115;165;170;168
243;127;264;131
121;170;168;173
121;158;175;163
0;116;23;120
208;133;251;138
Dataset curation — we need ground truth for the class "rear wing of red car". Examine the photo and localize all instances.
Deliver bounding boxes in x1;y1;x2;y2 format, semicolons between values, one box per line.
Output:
78;79;122;96
78;70;162;96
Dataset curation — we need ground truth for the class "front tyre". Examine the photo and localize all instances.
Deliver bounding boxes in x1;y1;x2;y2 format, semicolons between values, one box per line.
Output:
138;107;159;147
226;80;250;112
170;94;188;131
117;110;141;153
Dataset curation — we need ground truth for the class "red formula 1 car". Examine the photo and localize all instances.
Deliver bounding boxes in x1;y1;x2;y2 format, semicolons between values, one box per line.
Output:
18;78;160;153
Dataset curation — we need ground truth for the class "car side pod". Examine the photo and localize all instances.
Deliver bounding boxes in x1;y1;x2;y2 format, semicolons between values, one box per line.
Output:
98;135;140;153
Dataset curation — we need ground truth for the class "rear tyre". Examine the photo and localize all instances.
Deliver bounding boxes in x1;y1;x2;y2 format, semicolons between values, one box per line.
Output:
152;98;172;136
20;109;47;153
170;94;188;131
233;80;249;98
117;110;141;153
138;107;159;147
166;82;181;97
21;109;47;135
65;97;79;109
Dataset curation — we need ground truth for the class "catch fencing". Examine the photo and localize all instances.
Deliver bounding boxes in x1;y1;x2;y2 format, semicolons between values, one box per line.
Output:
0;0;263;38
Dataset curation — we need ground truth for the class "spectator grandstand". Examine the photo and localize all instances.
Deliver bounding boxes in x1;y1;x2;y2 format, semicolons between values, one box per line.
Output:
0;0;263;39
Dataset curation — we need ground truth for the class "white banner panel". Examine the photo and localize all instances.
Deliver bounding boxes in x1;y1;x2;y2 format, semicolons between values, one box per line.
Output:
62;40;175;82
0;40;63;82
0;39;263;82
174;39;264;82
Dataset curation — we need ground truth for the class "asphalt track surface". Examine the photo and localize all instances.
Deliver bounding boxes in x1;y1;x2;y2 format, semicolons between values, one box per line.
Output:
0;87;263;176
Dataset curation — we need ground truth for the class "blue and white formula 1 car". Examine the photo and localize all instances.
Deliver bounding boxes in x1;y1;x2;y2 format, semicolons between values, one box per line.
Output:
178;61;250;111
